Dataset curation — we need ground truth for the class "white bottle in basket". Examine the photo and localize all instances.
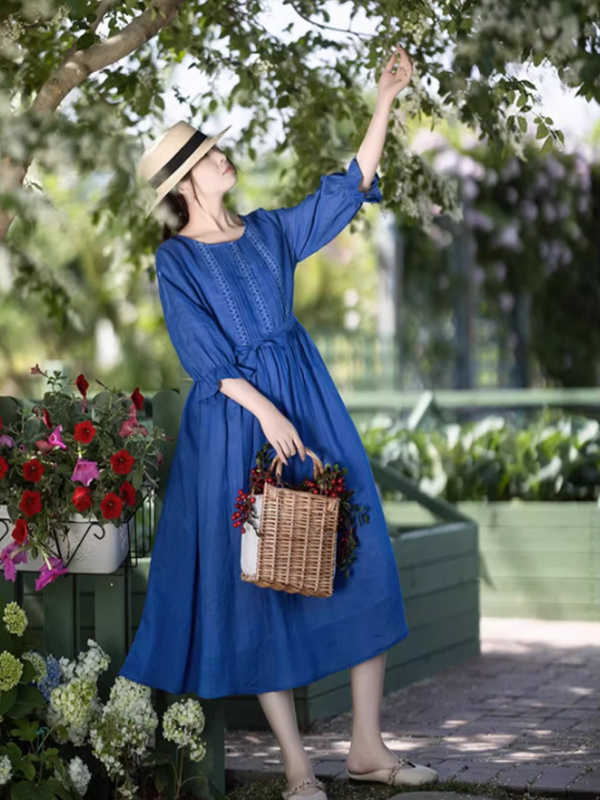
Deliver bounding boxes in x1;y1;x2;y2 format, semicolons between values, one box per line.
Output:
240;493;264;578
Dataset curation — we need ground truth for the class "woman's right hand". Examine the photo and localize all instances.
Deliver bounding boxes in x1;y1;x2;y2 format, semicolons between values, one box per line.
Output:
258;407;306;465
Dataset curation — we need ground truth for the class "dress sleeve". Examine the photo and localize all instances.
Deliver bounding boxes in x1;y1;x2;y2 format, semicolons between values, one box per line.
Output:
269;155;383;264
155;246;247;402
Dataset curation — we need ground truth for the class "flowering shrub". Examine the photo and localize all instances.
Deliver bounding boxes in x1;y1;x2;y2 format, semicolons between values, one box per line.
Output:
361;408;600;503
0;364;168;590
0;595;214;800
400;128;600;388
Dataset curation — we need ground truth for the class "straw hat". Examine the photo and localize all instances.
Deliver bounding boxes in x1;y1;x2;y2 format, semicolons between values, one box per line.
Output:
137;121;232;218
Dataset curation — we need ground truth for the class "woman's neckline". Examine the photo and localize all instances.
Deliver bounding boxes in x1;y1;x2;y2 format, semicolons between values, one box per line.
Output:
174;214;247;246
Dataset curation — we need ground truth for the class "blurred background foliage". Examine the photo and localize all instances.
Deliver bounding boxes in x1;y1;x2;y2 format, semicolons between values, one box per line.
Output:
1;0;600;396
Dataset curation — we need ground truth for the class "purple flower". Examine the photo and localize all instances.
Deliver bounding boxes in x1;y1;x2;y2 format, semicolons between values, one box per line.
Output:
499;292;515;312
48;425;67;450
71;458;100;486
1;541;28;582
35;556;69;591
0;435;15;448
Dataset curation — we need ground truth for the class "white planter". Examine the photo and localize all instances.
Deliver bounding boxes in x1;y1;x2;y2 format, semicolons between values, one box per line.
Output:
0;504;131;574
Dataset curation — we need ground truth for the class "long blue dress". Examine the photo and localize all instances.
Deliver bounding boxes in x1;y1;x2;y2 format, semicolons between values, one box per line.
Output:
118;156;409;698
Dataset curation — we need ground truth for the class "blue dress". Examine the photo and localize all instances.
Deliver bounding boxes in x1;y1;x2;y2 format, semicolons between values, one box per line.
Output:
118;156;409;698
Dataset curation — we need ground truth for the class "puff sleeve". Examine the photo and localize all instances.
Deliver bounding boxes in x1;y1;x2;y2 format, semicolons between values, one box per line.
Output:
155;246;247;402
269;156;383;264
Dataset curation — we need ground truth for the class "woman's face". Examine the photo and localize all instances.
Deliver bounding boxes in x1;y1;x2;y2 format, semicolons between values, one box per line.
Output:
186;145;237;195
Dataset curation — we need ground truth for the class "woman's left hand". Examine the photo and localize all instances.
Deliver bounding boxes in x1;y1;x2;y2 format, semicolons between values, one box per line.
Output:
377;45;413;104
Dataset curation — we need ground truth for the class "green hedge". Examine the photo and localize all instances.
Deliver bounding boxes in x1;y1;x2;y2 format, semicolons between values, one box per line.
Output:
362;408;600;502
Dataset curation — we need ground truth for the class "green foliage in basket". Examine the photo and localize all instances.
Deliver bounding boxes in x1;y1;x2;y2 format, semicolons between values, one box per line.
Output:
0;364;169;588
361;408;600;502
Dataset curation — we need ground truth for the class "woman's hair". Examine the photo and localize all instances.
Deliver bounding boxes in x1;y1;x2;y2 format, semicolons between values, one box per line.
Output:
159;148;239;242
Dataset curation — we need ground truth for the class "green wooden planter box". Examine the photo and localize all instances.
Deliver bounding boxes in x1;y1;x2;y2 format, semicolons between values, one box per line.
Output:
223;460;480;731
385;501;600;622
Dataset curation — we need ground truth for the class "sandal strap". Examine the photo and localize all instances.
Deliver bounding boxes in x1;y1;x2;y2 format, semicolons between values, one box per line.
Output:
283;777;326;800
388;758;415;785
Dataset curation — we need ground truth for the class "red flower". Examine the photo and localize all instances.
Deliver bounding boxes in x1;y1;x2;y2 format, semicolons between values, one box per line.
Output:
19;490;43;517
74;420;96;444
0;456;8;480
100;492;124;520
130;386;144;411
22;458;46;483
119;480;137;507
72;486;92;512
75;373;89;398
110;449;135;475
12;518;28;544
42;408;52;429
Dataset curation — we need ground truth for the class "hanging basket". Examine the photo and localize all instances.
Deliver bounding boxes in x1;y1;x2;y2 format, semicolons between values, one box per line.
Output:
240;448;340;598
0;504;132;575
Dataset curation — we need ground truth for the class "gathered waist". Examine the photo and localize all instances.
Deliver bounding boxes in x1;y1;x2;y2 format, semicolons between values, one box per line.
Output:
233;314;301;361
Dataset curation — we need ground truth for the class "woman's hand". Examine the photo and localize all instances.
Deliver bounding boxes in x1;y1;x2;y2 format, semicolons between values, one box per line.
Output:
258;407;306;466
377;45;413;105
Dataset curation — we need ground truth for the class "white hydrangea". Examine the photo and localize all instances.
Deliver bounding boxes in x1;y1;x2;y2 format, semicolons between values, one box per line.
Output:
68;756;91;796
0;754;12;786
89;677;158;779
162;698;207;763
58;640;110;684
48;678;101;746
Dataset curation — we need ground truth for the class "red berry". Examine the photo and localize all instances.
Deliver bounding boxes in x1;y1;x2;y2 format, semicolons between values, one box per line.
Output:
241;527;245;533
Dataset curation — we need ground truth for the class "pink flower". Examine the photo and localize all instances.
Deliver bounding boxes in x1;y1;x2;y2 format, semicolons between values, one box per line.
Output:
71;458;100;486
119;402;144;438
48;425;67;450
0;435;15;448
35;556;69;590
1;541;28;582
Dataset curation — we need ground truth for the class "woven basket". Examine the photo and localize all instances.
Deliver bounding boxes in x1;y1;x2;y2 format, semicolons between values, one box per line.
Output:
240;448;340;598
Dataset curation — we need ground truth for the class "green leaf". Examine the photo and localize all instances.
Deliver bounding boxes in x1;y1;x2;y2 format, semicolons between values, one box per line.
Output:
10;782;39;800
541;135;554;154
0;686;18;716
9;685;45;719
518;116;528;132
15;759;36;781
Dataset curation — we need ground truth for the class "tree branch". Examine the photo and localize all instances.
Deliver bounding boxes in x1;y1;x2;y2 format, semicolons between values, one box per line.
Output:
0;0;186;241
31;0;185;114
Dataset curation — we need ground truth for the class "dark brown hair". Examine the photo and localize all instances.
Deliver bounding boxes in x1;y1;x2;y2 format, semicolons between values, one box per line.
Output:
159;148;239;242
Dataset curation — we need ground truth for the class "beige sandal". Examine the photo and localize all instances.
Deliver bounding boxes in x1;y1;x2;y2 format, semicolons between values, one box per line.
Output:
347;756;438;786
282;777;327;800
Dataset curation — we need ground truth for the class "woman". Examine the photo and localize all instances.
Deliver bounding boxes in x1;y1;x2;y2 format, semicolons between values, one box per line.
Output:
119;44;439;799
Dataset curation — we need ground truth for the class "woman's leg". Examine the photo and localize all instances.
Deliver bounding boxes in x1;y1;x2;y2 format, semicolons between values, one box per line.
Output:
257;689;321;796
346;652;400;773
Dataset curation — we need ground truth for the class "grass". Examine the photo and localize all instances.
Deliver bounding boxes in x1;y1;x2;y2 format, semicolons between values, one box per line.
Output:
226;777;566;800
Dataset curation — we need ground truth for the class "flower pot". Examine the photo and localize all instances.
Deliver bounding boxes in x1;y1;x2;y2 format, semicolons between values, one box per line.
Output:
0;504;132;574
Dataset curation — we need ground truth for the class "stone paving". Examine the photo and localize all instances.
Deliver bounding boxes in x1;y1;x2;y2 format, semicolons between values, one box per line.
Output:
225;618;600;796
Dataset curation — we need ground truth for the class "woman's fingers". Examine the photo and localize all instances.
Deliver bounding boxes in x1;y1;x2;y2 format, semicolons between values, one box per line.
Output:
275;440;288;465
293;435;307;461
385;50;398;71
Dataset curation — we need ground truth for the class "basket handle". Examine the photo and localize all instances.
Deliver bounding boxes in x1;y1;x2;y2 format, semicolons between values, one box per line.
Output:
267;447;324;485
